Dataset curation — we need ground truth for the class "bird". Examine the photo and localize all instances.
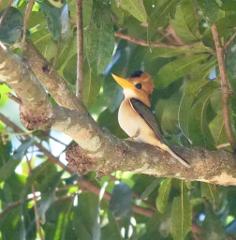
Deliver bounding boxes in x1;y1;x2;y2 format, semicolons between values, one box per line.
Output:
111;70;190;168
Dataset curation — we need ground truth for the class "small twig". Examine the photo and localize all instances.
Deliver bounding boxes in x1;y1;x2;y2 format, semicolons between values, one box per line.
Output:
165;25;184;45
224;30;236;50
115;32;195;49
48;134;68;146
0;192;72;220
8;93;21;104
76;0;84;98
22;0;35;43
0;113;154;218
211;24;236;150
0;200;22;219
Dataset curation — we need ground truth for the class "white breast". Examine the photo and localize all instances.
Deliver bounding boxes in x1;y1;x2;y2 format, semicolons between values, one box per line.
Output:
118;99;161;146
118;100;140;138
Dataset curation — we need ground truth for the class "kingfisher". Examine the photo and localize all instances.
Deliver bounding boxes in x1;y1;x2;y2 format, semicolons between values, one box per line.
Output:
112;70;190;168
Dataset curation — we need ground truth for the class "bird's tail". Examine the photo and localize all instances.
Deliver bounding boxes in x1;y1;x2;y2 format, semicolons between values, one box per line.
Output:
162;144;190;168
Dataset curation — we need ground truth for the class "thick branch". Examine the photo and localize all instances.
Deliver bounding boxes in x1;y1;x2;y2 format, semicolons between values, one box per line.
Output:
211;24;236;150
24;41;84;112
53;107;236;186
0;42;52;129
76;0;84;98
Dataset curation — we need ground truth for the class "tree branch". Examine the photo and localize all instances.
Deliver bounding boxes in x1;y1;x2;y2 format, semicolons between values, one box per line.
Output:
211;24;236;150
24;41;84;112
76;0;84;98
2;41;236;186
224;30;236;50
0;42;52;129
53;107;236;186
115;32;196;49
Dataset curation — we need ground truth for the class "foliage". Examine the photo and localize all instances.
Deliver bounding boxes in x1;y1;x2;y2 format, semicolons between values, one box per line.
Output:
0;0;236;239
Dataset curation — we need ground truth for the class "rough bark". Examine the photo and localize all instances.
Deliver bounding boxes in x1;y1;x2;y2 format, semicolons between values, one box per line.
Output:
24;41;85;112
0;42;52;129
1;42;236;186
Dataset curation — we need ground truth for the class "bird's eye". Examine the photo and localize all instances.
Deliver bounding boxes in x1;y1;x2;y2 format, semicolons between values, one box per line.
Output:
135;83;142;89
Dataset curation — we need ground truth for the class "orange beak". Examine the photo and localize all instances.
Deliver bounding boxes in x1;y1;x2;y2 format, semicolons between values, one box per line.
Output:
112;74;135;90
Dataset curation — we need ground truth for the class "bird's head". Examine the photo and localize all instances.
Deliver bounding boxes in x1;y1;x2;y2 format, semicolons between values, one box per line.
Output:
112;70;154;106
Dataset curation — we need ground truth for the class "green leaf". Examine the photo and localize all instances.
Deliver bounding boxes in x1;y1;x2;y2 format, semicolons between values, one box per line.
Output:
201;182;219;208
0;138;34;181
170;1;201;42
73;192;100;239
0;159;20;181
68;0;93;28
29;161;59;193
178;57;216;143
0;136;12;166
141;179;159;199
155;92;181;133
220;0;236;10
12;138;34;160
197;0;221;24
84;3;114;73
188;81;217;148
0;84;11;106
40;1;64;40
171;182;192;240
101;213;122;240
149;0;180;28
155;53;209;88
83;1;114;106
209;110;227;146
48;0;64;8
119;0;147;23
0;7;23;44
226;38;236;79
82;62;102;107
156;179;172;214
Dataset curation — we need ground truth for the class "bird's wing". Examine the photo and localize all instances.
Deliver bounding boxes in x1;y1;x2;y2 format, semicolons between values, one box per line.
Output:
130;98;163;141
